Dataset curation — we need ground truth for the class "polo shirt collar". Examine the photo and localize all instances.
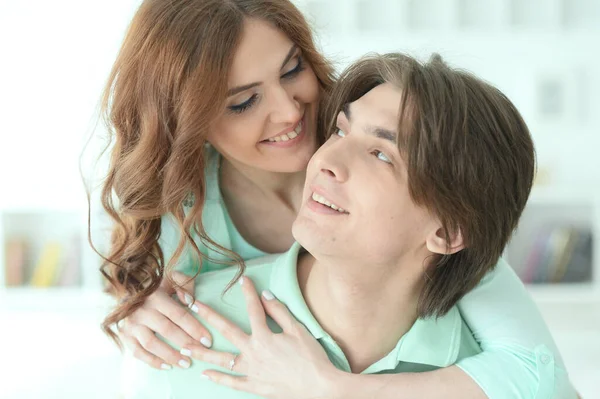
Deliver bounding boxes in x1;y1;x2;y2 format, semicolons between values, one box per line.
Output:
269;242;328;340
269;242;465;372
362;307;464;373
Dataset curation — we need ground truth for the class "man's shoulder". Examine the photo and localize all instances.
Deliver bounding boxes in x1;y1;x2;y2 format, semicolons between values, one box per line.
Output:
194;253;284;309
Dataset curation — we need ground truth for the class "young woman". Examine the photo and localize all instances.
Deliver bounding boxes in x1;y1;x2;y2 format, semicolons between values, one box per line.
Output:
97;0;572;397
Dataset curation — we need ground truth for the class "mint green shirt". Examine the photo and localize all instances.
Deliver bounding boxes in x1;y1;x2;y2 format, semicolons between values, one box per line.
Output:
122;243;482;398
159;145;268;275
154;146;576;399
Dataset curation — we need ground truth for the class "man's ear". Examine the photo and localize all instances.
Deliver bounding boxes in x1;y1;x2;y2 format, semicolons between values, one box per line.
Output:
426;226;465;255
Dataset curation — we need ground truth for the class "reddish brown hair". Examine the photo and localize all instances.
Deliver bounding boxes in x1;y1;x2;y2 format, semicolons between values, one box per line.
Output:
324;53;535;317
94;0;334;344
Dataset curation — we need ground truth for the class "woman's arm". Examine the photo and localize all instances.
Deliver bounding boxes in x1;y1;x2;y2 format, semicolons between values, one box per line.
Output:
193;277;486;399
194;270;576;399
455;257;576;399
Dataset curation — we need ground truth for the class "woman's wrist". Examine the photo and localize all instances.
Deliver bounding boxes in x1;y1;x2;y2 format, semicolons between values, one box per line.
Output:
320;367;348;399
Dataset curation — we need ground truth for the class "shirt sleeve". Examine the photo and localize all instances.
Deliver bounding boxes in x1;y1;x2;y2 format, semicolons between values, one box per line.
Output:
455;258;578;399
119;352;172;399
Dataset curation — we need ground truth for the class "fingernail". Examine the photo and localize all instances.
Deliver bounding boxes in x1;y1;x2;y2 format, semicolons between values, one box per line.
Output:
262;290;275;300
239;276;244;285
200;337;212;348
180;348;192;357
184;293;194;306
201;374;210;380
190;304;199;313
161;363;172;370
179;359;191;369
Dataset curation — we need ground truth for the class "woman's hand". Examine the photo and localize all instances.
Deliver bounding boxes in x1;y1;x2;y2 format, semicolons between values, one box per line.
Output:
118;271;213;370
189;276;342;399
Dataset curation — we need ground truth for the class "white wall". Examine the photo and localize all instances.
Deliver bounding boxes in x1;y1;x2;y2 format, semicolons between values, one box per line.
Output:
0;0;142;211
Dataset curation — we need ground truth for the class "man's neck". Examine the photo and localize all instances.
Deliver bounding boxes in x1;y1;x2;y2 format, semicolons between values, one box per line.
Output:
297;253;425;373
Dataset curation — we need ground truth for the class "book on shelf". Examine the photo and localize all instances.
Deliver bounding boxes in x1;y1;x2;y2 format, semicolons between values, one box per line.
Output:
4;238;28;286
520;226;593;284
56;234;81;286
29;242;63;287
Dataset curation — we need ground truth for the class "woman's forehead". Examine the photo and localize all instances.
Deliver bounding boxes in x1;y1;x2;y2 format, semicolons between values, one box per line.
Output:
228;19;295;83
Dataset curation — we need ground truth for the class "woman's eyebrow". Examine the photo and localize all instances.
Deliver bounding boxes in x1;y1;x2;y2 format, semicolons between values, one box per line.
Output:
279;44;298;69
227;45;298;97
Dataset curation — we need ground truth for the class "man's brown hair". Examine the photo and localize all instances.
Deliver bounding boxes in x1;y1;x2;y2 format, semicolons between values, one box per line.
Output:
323;53;535;317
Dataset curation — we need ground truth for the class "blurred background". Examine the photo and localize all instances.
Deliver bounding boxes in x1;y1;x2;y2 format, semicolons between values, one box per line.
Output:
0;0;598;397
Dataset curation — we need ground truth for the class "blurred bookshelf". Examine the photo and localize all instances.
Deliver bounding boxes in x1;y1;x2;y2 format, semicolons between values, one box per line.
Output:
505;186;599;302
0;207;110;309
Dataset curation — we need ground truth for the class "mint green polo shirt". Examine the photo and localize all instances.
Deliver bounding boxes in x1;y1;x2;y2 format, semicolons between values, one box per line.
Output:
159;145;268;275
152;145;577;398
122;242;481;399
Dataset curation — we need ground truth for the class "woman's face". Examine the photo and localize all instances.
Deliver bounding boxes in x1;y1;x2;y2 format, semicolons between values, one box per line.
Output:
208;18;321;174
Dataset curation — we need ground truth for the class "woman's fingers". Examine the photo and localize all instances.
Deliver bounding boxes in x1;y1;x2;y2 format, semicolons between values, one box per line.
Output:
239;277;269;335
194;302;249;348
149;292;213;347
202;371;253;394
260;290;300;334
171;271;196;293
184;346;245;374
122;324;190;370
145;310;203;349
122;334;170;370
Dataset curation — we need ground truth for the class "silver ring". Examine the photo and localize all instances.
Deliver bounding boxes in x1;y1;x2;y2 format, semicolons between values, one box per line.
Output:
228;354;239;371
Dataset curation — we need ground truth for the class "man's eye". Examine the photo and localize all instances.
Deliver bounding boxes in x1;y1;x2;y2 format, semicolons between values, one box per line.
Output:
335;129;346;137
373;150;392;164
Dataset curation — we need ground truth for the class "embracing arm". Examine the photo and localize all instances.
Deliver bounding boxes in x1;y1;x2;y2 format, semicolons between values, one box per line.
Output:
193;278;487;399
335;258;577;399
455;258;576;399
328;367;486;399
193;265;577;399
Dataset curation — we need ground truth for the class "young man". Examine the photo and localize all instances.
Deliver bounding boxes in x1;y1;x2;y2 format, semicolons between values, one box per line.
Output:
122;53;576;399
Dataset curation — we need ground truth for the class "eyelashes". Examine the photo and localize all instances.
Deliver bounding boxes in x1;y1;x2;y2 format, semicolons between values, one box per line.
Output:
228;93;258;114
281;55;305;80
227;56;305;115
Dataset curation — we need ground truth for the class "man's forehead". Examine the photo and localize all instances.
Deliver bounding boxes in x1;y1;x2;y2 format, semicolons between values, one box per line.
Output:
351;85;401;129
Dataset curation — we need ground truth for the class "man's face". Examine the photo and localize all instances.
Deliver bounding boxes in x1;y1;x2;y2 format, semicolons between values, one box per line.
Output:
293;83;440;266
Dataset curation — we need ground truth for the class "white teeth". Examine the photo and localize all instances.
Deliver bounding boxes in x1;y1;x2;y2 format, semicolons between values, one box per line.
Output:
311;192;347;214
268;120;303;142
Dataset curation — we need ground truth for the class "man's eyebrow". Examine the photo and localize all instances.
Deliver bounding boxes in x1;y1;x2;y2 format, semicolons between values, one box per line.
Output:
343;102;397;144
367;126;397;144
342;103;351;122
227;45;299;97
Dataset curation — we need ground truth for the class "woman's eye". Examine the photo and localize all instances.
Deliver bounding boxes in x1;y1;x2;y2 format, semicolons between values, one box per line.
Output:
228;94;258;114
373;150;392;164
281;56;305;80
335;128;346;137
